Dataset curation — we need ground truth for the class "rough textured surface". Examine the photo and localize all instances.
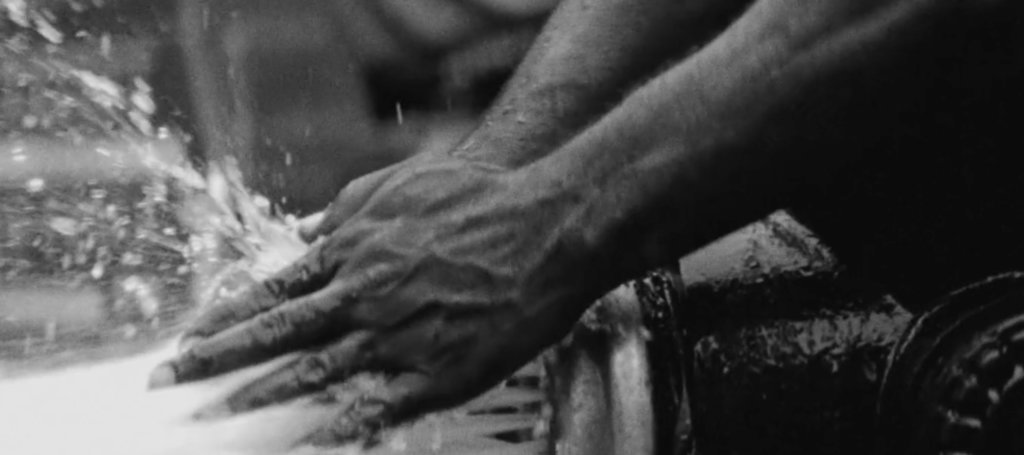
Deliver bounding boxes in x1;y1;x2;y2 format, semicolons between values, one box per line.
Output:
677;212;913;455
878;273;1024;455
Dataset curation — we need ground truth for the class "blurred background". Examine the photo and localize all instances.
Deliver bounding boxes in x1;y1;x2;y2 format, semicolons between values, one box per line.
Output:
0;0;558;365
3;0;559;214
164;0;560;213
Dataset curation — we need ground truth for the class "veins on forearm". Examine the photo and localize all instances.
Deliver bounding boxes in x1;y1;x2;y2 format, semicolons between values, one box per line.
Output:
541;0;962;284
453;0;753;169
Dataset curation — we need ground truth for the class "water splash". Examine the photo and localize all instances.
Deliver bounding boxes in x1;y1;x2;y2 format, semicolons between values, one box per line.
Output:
0;4;545;453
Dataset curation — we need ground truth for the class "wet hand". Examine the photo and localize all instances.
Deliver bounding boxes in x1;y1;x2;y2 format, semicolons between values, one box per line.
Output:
149;153;601;446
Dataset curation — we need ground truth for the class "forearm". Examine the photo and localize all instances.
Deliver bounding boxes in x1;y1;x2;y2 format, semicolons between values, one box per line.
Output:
532;0;968;290
455;0;752;168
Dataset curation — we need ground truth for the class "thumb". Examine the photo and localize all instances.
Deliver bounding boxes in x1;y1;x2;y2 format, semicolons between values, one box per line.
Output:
297;162;404;241
297;211;328;242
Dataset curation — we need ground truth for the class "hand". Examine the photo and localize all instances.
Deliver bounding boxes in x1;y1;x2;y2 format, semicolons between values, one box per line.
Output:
294;160;404;243
149;152;603;446
295;145;483;242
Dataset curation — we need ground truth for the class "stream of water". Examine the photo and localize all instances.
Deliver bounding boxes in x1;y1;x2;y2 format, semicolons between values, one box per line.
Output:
0;344;353;455
0;143;545;455
0;5;545;452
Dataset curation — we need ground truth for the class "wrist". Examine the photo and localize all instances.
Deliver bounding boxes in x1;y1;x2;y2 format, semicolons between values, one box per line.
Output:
510;151;643;297
450;115;572;170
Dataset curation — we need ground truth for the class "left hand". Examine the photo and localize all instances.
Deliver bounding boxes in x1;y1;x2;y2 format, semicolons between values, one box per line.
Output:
149;152;605;446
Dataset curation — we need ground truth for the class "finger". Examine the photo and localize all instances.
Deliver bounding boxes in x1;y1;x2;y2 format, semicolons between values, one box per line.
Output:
295;211;325;241
151;284;357;388
299;164;400;242
298;196;364;243
180;248;336;344
297;211;333;243
300;372;434;448
205;164;233;216
195;331;378;418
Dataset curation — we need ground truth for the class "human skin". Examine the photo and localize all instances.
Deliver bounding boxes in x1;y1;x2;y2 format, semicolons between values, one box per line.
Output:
149;0;1017;446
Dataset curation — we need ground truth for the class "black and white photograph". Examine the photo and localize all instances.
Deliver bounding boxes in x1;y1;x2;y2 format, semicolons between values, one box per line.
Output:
1;0;1022;454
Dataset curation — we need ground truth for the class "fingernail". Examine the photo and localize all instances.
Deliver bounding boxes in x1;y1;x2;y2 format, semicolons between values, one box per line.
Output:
297;212;325;241
297;212;325;231
193;403;232;421
178;336;201;354
148;364;177;390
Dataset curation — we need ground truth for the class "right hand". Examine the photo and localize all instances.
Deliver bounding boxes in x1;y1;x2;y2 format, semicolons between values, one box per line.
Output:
296;161;404;242
156;149;605;446
296;142;495;242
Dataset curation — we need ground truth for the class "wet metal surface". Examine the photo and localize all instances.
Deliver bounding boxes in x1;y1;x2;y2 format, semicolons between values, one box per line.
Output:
547;283;658;455
677;212;913;455
878;273;1024;455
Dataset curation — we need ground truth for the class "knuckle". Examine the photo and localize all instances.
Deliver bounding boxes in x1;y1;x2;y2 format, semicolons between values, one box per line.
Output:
260;276;287;300
182;322;212;339
350;330;377;353
351;335;379;367
309;392;396;446
310;250;333;280
317;412;377;446
296;353;333;388
186;310;235;337
338;398;391;436
252;310;291;347
351;397;392;423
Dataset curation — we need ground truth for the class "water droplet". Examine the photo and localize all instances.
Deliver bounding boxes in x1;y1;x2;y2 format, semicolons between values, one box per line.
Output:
128;110;153;135
44;321;57;343
99;33;111;59
90;261;105;280
30;11;63;43
25;178;45;193
48;217;78;236
122;324;139;339
130;90;155;115
21;114;38;128
121;252;142;266
253;195;270;212
4;0;29;26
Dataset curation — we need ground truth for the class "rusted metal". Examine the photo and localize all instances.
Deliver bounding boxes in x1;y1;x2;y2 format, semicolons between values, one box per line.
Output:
677;212;913;455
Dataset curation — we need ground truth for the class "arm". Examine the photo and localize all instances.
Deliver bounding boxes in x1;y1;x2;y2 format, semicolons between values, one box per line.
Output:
152;0;988;446
451;0;753;168
301;0;751;238
530;0;966;286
